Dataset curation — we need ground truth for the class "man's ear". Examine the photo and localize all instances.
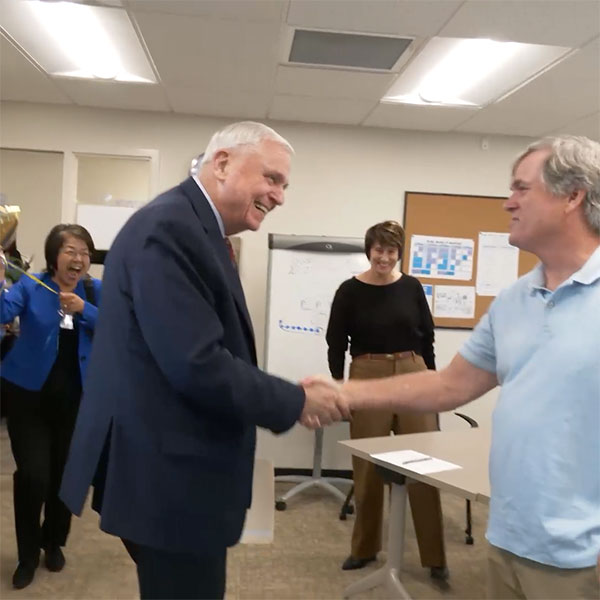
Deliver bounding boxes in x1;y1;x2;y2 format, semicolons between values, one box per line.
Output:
565;188;586;214
213;149;230;182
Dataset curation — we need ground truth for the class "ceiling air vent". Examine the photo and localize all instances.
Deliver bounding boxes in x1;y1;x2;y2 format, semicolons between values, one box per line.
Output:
289;29;412;71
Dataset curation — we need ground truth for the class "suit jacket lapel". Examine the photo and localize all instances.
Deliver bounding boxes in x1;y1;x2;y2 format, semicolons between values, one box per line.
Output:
180;178;257;357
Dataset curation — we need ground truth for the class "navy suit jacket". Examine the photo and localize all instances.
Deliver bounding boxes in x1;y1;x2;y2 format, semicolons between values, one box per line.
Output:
60;178;305;553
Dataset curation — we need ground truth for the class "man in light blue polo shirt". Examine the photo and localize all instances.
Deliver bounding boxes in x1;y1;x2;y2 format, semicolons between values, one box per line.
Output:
331;135;600;599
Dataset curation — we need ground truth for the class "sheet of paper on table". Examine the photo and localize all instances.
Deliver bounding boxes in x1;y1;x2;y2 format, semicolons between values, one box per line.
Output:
370;449;462;475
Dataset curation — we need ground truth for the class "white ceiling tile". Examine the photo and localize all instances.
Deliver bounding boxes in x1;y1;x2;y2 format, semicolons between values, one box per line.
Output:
455;104;580;138
547;112;600;141
363;102;476;131
0;36;71;104
57;79;171;112
287;0;462;36
126;0;287;21
134;12;281;91
275;66;395;100
269;95;375;124
441;0;600;47
166;87;270;120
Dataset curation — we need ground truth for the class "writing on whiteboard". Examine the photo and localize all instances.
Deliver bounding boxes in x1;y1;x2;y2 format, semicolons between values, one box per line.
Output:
278;320;323;334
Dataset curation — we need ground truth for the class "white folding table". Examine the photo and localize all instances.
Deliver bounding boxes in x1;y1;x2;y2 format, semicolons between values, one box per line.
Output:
339;427;491;599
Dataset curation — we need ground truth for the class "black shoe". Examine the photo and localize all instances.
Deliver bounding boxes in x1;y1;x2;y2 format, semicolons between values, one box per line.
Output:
341;555;376;570
44;546;66;572
12;559;39;589
430;566;449;580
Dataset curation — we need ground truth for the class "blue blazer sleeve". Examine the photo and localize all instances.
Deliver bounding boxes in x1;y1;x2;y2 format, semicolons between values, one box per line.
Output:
0;276;29;324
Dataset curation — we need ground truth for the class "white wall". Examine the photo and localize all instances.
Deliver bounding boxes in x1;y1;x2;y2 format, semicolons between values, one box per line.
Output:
0;101;533;468
77;154;152;205
0;148;63;271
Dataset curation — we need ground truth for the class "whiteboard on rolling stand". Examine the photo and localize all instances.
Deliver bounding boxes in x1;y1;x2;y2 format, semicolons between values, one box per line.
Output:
259;233;369;469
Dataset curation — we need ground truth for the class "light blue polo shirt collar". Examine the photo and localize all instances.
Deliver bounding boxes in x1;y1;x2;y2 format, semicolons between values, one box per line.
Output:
192;174;225;238
572;243;600;284
527;243;600;293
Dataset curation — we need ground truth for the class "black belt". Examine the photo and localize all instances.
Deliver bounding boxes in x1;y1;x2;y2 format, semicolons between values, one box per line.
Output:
354;351;417;361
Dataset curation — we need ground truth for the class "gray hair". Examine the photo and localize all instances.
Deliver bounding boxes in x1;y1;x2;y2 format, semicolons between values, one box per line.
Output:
514;135;600;234
200;121;294;166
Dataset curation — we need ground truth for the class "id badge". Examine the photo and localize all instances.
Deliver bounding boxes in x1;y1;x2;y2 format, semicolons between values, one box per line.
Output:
59;313;74;330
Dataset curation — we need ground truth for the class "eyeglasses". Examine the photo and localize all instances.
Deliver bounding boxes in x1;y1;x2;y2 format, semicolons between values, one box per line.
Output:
60;248;90;259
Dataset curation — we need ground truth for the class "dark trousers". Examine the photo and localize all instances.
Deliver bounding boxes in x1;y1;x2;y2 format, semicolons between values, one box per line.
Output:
122;539;227;600
4;379;81;564
348;354;447;567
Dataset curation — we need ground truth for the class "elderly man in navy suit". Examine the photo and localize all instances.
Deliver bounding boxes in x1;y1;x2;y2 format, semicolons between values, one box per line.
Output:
60;121;348;599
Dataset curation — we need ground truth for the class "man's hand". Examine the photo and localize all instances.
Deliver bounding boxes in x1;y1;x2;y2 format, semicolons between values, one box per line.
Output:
59;292;85;314
299;375;351;429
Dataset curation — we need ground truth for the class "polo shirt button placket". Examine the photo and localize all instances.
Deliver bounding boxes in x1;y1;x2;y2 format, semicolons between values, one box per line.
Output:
543;298;554;335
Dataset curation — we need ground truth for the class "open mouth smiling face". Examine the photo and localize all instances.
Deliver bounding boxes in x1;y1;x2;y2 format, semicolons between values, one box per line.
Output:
55;235;90;287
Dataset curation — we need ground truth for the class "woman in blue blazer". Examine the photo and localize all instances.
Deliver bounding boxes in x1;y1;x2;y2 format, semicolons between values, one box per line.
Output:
0;224;101;590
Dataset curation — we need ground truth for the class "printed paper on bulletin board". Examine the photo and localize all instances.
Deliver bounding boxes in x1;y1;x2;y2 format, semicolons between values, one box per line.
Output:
402;192;537;329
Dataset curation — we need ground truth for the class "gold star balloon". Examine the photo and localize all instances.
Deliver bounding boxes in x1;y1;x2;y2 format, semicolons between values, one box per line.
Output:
0;204;20;249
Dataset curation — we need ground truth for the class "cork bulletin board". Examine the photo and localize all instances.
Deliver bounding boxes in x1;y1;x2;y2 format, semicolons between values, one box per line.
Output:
402;191;538;329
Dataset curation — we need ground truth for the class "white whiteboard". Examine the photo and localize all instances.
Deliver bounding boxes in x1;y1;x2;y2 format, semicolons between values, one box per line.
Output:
265;235;368;381
260;234;368;469
76;204;138;250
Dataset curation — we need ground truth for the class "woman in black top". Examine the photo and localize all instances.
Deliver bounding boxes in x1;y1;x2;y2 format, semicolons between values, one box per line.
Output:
326;221;447;578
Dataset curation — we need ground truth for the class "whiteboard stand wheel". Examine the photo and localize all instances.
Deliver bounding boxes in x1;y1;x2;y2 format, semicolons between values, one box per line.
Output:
275;500;287;511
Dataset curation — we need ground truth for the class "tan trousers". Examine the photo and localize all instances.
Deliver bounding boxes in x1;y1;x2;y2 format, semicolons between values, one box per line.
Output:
487;543;600;600
348;353;447;567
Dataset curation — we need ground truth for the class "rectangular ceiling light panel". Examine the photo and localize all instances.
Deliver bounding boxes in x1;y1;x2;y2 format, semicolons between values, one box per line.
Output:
383;37;573;108
0;0;155;83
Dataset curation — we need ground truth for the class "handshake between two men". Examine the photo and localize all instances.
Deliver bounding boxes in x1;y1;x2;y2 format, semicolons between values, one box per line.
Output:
298;376;349;430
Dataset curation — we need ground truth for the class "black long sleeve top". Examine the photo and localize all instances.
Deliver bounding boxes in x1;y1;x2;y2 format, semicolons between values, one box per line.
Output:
326;274;436;379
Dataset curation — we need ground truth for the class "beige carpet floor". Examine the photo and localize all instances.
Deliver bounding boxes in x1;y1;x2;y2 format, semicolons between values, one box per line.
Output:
0;423;488;599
